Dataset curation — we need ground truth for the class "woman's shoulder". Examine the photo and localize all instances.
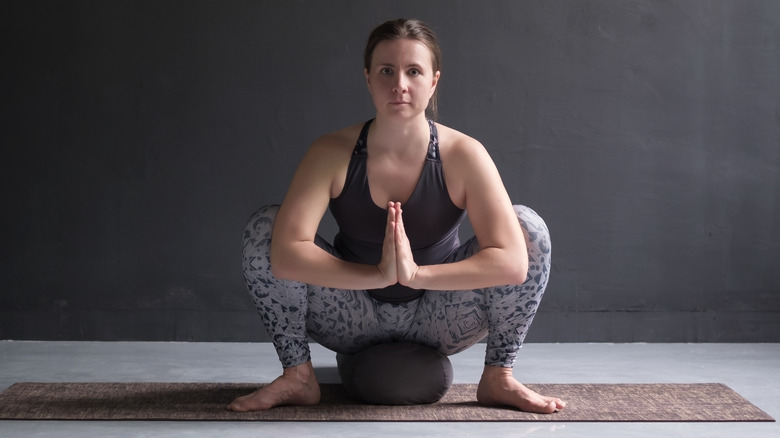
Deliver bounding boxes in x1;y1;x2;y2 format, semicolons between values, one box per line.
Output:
434;122;496;208
306;122;364;156
315;122;364;146
291;122;368;199
434;122;488;160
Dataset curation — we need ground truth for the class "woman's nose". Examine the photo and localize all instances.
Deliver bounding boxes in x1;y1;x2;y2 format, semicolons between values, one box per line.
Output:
393;74;408;93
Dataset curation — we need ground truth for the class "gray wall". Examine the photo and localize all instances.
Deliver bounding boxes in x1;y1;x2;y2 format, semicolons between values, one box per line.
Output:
2;0;778;342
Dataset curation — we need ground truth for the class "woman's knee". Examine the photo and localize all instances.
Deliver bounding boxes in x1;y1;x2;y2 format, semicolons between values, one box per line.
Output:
243;204;279;248
513;205;551;260
242;204;280;273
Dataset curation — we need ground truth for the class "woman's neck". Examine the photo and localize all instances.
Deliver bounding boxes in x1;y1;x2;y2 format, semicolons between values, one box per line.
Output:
368;115;430;157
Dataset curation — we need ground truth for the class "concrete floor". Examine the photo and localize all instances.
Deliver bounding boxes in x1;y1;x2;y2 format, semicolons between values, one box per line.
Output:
0;342;778;437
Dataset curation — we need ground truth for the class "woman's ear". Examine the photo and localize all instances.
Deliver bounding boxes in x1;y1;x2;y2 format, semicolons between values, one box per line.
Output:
431;70;440;94
364;68;371;87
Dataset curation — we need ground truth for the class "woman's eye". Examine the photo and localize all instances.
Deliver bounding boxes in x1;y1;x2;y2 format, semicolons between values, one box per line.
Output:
409;68;420;76
380;67;393;75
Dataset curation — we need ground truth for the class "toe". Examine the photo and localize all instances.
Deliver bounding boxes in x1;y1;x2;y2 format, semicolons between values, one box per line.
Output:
227;397;251;412
538;400;557;414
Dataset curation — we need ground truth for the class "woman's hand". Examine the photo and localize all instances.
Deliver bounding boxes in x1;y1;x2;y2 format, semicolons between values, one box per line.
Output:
380;202;420;288
377;202;399;286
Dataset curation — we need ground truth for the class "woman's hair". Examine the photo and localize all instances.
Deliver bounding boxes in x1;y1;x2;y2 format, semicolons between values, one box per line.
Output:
363;18;442;120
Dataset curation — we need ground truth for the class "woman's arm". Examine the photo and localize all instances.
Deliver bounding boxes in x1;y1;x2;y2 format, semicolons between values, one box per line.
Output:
270;132;397;290
395;132;529;291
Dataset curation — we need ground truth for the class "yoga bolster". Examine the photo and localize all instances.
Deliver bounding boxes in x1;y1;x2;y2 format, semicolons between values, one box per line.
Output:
336;342;453;405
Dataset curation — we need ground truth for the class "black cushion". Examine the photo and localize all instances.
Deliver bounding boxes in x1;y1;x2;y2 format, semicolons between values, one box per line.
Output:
336;342;453;405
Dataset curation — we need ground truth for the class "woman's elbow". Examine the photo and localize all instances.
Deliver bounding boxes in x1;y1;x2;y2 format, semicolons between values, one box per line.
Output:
270;261;289;280
270;248;296;280
507;262;529;285
271;240;322;281
487;247;528;285
506;251;529;285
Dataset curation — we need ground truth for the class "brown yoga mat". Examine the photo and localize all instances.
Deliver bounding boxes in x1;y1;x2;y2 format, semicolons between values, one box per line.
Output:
0;382;774;422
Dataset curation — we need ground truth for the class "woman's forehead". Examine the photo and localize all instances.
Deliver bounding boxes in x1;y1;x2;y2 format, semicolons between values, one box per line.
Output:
370;38;434;69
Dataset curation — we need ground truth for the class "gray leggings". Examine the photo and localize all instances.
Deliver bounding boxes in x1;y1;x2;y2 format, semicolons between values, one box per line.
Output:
243;204;551;368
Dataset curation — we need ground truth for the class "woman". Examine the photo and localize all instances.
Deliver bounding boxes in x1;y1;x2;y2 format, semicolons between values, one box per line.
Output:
229;18;565;414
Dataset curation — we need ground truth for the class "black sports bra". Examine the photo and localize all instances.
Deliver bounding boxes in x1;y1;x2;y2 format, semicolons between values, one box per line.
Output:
328;119;465;303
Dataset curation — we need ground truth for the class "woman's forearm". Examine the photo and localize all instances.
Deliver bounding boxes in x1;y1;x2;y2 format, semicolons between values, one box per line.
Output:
407;247;528;291
271;240;393;291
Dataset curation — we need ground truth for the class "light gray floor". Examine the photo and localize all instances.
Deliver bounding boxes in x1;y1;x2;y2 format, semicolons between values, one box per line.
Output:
0;342;778;437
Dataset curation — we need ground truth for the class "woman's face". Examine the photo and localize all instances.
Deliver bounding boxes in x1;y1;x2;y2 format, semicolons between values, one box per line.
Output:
364;38;440;120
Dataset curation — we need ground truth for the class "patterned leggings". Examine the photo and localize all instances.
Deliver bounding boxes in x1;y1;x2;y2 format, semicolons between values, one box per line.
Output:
243;204;551;368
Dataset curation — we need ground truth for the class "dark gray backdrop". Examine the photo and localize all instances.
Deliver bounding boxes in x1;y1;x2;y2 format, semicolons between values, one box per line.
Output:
2;0;778;342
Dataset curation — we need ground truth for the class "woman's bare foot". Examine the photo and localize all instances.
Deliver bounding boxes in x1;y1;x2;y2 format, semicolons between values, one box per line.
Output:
476;365;566;414
227;361;321;411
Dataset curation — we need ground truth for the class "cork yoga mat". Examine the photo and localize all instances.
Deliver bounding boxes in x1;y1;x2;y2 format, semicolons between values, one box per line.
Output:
0;382;774;422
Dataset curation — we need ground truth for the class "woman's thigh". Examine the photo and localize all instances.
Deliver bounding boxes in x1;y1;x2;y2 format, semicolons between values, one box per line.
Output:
402;204;551;358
